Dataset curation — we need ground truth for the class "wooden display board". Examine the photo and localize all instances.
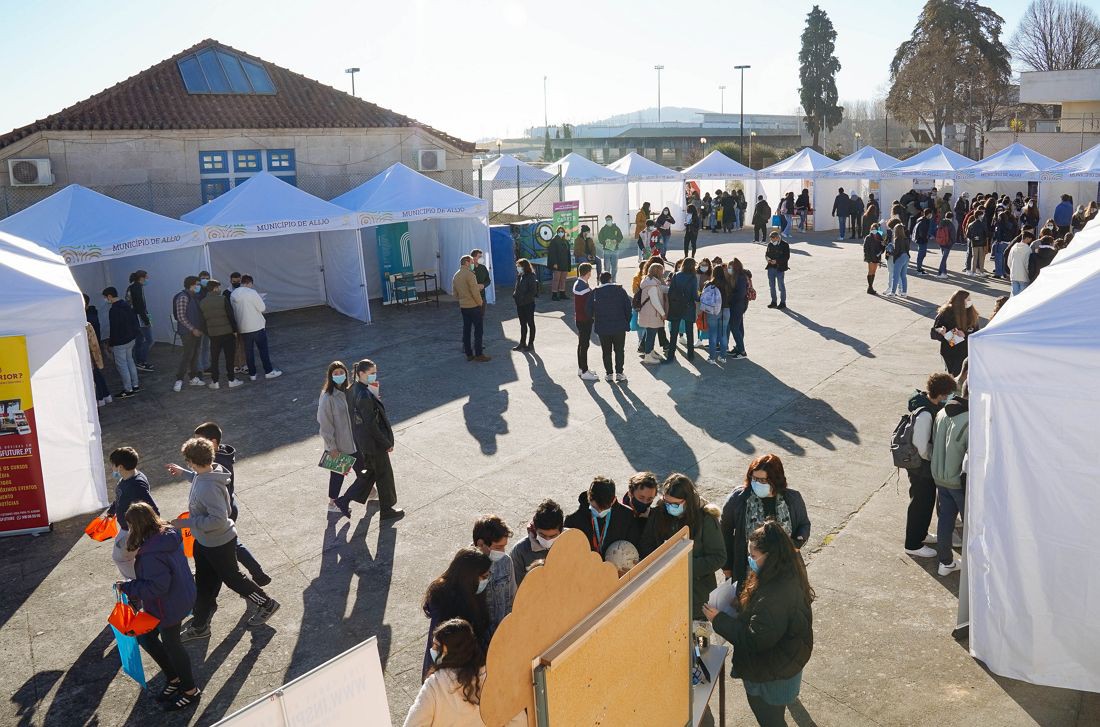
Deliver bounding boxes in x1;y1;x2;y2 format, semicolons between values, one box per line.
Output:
480;528;692;727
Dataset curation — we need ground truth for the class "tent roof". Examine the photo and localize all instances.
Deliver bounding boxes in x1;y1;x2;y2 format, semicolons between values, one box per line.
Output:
957;142;1055;179
606;152;681;181
819;146;901;178
0;230;86;331
682;150;755;179
1040;142;1100;181
756;147;835;179
183;171;357;237
553;152;627;185
881;144;974;179
479;155;554;183
331;163;488;225
0;185;204;265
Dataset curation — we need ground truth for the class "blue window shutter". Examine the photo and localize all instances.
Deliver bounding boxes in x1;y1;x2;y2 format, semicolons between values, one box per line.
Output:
199;151;227;174
233;150;261;172
266;149;296;171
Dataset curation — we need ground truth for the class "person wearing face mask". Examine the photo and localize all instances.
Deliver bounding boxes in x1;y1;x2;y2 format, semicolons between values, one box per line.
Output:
863;224;885;295
727;258;751;360
102;286;141;399
655;207;675;255
574;225;601;276
546;226;572;301
317;360;357;512
470;248;492;304
103;447;159;579
230;274;283;381
598;214;624;281
126;270;154;372
640;474;726;619
454;255;491;361
901;373;958;559
623;471;659;519
634;202;652;258
720;453;810;590
172;276;206;392
930;380;969;576
223;272;247;374
703;521;815;727
591;271;632;383
509;499;566;588
683;204;700;258
194;271;214;375
422;548;492;680
931;289;980;376
472;516;516;639
563;476;642;556
334;359;404;521
511;258;537;352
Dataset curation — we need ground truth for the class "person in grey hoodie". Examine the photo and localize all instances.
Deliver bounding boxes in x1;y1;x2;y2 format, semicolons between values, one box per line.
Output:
508;499;567;588
168;438;279;639
930;386;969;577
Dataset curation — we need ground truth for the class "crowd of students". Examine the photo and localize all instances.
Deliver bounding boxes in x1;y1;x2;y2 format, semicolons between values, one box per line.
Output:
409;458;815;726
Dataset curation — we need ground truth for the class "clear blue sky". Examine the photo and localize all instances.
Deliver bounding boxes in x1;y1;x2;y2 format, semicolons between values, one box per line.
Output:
0;0;1031;143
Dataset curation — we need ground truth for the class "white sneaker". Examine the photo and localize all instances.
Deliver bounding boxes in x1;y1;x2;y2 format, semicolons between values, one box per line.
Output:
923;533;937;544
615;373;628;383
327;502;342;514
937;273;948;279
209;382;220;390
898;292;907;299
97;399;105;408
904;545;937;558
641;352;662;365
249;375;257;381
265;370;283;379
173;380;183;392
188;377;205;386
228;379;243;388
709;358;721;366
718;356;728;363
104;395;113;403
938;560;961;576
580;370;599;381
605;373;614;382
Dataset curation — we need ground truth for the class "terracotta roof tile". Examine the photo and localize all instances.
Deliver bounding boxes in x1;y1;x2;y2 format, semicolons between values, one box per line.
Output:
0;39;475;153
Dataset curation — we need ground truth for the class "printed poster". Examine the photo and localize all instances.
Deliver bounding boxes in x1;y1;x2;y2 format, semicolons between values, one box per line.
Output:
376;222;412;304
0;336;49;535
552;200;580;242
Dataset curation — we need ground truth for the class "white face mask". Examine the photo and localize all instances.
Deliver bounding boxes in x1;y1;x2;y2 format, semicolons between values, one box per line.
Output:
488;549;507;562
476;578;489;594
536;534;557;549
516;266;524;274
429;647;441;664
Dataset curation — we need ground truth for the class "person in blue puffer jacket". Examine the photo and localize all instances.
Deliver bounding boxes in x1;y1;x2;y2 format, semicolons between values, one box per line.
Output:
117;502;201;712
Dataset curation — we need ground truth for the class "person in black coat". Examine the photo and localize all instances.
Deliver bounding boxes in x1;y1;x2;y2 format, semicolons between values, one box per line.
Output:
831;187;852;240
590;272;632;382
764;231;790;309
665;258;699;363
102;286;141;397
703;520;814;727
752;196;771;242
126;270;154;370
563;476;641;556
930;290;980;376
863;224;885;295
334;359;404;521
512;258;538;351
421;547;491;680
546;226;572;300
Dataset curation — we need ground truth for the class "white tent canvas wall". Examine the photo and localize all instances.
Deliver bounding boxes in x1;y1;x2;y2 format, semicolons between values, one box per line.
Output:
479;155;558;218
955;142;1055;212
0;185;207;343
182;172;369;322
1039;142;1100;225
879;144;974;214
331;163;494;304
682;150;758;202
818;146;900;217
607;152;684;231
756;148;836;231
966;217;1100;693
552;153;629;230
0;231;107;523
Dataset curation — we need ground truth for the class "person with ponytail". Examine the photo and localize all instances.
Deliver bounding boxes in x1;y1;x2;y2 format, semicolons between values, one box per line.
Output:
703;520;815;727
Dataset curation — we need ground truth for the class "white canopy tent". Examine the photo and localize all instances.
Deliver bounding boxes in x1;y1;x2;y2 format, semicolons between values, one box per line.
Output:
819;146;901;218
552;153;629;230
757;148;837;231
879;144;975;212
0;185;207;343
183;173;368;322
607;152;684;230
1039;142;1100;224
682;150;758;202
955;142;1056;211
479;155;558;218
331;163;494;304
0;230;107;523
966;217;1100;693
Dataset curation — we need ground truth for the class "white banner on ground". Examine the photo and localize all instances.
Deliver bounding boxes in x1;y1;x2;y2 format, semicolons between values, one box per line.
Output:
213;636;390;727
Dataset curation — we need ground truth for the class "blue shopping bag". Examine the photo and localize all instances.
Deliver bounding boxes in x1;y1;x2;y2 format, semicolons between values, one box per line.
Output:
629;309;639;332
111;592;146;688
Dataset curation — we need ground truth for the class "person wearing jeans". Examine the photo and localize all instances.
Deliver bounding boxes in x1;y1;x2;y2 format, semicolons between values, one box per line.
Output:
242;329;276;378
454;255;489;361
664;259;698;363
173;276;205;390
103;287;140;397
886;224;911;297
705;302;729;362
930;392;969;576
764;231;789;309
591;271;631;382
230;275;282;379
126;270;154;370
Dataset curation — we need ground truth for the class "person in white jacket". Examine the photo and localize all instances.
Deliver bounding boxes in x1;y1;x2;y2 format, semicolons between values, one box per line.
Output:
404;618;525;727
230;275;282;381
1006;230;1035;297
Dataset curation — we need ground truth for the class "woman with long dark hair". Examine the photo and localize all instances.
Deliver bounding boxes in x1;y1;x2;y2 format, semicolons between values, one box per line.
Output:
512;258;537;351
704;521;815;727
931;289;980;376
683;204;700;258
317;360;355;512
422;547;492;679
702;265;732;364
117;503;200;712
727;258;751;359
640;474;726;619
719;453;811;588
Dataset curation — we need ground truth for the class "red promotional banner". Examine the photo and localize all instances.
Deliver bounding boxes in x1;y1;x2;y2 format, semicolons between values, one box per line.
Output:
0;336;50;535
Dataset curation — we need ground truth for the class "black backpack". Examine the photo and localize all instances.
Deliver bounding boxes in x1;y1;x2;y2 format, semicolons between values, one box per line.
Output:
889;407;929;470
631;287;644;310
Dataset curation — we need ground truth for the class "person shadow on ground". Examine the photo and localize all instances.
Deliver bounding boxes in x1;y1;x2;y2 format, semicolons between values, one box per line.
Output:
583;378;696;475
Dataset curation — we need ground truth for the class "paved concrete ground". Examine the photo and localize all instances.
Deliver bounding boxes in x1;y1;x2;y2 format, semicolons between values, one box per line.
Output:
2;227;1096;726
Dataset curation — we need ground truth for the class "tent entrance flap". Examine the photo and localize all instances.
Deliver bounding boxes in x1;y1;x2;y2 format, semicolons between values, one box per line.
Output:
208;232;325;313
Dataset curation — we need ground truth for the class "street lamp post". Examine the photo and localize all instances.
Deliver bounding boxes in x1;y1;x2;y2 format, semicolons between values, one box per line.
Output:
734;65;751;161
345;67;360;96
854;132;862;152
750;131;757;168
719;85;726;114
543;75;548;132
654;65;665;123
497;139;503;157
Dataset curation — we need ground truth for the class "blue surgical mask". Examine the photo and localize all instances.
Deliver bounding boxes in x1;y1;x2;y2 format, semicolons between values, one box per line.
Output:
366;372;378;384
748;555;761;575
476;578;488;594
665;502;684;517
429;647;441;664
191;285;202;294
111;470;122;481
331;373;347;385
750;480;771;498
590;505;610;519
199;278;209;287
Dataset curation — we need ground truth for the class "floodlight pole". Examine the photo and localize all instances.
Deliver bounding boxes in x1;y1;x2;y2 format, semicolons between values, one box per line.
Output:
734;65;751;161
654;65;665;123
719;85;726;114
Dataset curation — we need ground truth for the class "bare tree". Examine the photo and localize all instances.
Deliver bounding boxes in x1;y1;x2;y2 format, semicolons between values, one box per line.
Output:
1009;0;1100;71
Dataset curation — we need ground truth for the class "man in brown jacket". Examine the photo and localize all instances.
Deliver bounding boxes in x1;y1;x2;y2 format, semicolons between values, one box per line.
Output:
453;255;491;362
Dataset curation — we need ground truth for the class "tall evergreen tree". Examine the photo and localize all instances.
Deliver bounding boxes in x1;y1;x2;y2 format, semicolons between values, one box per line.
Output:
544;129;552;161
798;5;844;150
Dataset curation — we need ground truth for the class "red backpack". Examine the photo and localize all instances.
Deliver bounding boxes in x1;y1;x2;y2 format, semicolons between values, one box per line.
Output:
936;224;951;247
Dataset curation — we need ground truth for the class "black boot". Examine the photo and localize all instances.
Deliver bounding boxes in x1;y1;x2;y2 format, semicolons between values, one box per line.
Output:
867;274;876;295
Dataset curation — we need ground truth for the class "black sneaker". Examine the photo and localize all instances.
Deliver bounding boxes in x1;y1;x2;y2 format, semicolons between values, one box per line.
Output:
380;507;406;521
131;385;141;393
116;390;135;399
136;363;154;372
155;680;181;703
163;689;201;712
247;597;280;627
767;302;777;309
180;622;210;642
777;302;787;309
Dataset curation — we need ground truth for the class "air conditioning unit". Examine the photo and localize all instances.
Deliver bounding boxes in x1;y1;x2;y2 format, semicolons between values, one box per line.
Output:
417;149;446;172
7;159;54;187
